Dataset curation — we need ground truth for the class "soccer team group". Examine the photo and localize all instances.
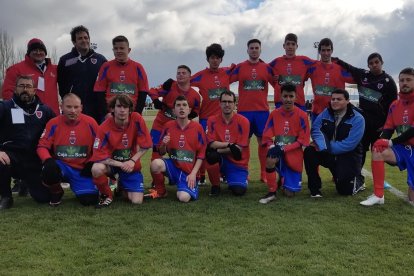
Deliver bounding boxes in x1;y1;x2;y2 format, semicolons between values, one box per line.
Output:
1;25;414;210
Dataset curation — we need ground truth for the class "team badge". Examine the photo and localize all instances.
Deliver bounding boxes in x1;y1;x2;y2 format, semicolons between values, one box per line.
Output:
224;129;230;142
91;58;97;65
283;121;290;135
50;72;56;78
214;75;221;87
93;138;100;149
251;68;257;80
324;73;330;85
179;134;185;148
69;130;76;145
287;63;292;75
122;133;128;148
120;71;126;82
377;83;383;89
36;111;43;118
403;110;408;124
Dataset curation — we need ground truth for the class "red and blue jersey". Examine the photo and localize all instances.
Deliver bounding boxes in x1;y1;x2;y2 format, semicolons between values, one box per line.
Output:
383;96;414;146
307;61;354;114
229;60;274;112
206;113;250;169
159;120;206;175
149;81;201;131
92;112;152;171
262;107;310;172
37;114;98;170
269;55;315;106
94;59;149;108
191;66;233;120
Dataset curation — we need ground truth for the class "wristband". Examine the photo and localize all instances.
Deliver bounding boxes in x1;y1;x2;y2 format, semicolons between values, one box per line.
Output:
129;158;136;163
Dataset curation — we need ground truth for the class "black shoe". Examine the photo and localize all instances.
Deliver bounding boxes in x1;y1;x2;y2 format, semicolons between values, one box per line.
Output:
353;176;366;195
96;194;113;208
49;192;63;207
209;185;220;196
310;191;323;198
199;176;206;186
0;197;14;209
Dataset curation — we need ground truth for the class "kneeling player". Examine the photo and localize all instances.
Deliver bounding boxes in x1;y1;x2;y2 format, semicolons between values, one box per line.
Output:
37;93;100;206
148;95;206;202
361;68;414;206
259;84;310;203
205;90;250;196
91;94;152;207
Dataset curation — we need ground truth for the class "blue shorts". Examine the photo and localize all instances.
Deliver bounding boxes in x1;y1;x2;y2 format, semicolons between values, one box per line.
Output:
56;160;98;196
199;119;207;131
109;167;145;193
275;102;306;112
276;158;302;192
163;159;199;200
392;144;414;189
220;158;248;188
238;111;269;138
150;129;162;149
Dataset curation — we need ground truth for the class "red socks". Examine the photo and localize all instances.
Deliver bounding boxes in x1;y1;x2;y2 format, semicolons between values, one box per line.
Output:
372;160;385;197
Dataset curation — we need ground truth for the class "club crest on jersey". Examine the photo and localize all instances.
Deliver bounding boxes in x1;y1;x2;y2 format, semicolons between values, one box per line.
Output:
122;133;128;148
214;76;221;87
179;134;185;148
403;110;408;124
91;58;97;65
377;83;383;90
69;130;76;145
224;129;230;142
251;69;257;80
284;121;290;134
93;138;100;149
36;111;43;119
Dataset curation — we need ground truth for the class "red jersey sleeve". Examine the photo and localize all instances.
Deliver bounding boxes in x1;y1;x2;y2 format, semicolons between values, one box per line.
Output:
94;62;109;93
131;112;152;149
37;118;57;161
136;64;149;93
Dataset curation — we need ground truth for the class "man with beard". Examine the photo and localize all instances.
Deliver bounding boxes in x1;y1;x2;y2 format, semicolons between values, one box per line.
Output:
0;75;55;209
360;68;414;206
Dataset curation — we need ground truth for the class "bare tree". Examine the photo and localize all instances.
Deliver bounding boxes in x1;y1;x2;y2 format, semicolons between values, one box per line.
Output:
0;29;17;96
50;46;58;64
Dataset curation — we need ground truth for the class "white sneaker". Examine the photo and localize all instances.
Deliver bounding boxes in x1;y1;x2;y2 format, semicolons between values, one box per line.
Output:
259;192;276;204
360;194;384;206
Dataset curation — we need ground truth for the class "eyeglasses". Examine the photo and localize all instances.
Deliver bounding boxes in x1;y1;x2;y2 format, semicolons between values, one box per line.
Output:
220;101;234;104
17;84;34;89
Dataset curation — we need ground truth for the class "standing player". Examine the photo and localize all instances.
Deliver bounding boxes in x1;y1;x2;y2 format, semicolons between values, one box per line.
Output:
94;35;149;115
37;93;100;206
335;53;398;185
259;84;310;203
230;38;275;182
91;94;152;206
360;68;414;206
58;25;107;123
149;65;201;161
148;95;207;202
269;33;315;110
191;43;234;184
307;38;354;122
205;90;250;196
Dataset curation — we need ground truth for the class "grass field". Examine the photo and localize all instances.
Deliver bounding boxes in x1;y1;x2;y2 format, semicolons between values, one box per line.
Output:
1;118;414;275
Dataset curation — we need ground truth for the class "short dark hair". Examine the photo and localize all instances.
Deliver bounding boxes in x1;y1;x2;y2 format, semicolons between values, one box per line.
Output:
219;90;237;103
16;75;34;86
108;94;134;112
174;95;188;106
280;83;297;94
284;33;298;43
112;35;129;46
331;88;349;100
318;38;333;52
70;25;90;43
399;67;414;77
367;52;383;65
247;38;261;47
206;43;225;59
177;65;191;74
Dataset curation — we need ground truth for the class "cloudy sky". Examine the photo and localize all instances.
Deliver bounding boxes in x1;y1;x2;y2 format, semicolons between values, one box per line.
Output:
1;0;413;93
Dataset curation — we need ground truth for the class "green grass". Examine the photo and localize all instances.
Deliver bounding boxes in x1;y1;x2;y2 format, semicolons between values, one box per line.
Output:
1;118;414;275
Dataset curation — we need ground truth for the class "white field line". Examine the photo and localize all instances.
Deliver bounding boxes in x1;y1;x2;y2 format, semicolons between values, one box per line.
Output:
361;168;414;206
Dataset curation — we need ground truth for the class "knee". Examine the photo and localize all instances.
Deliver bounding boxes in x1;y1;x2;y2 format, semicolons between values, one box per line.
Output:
177;191;191;202
335;179;354;196
77;193;99;206
229;185;246;196
91;163;106;178
150;159;164;173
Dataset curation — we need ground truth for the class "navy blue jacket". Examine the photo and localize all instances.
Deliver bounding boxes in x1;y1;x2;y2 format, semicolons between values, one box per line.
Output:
0;95;55;153
312;103;364;155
